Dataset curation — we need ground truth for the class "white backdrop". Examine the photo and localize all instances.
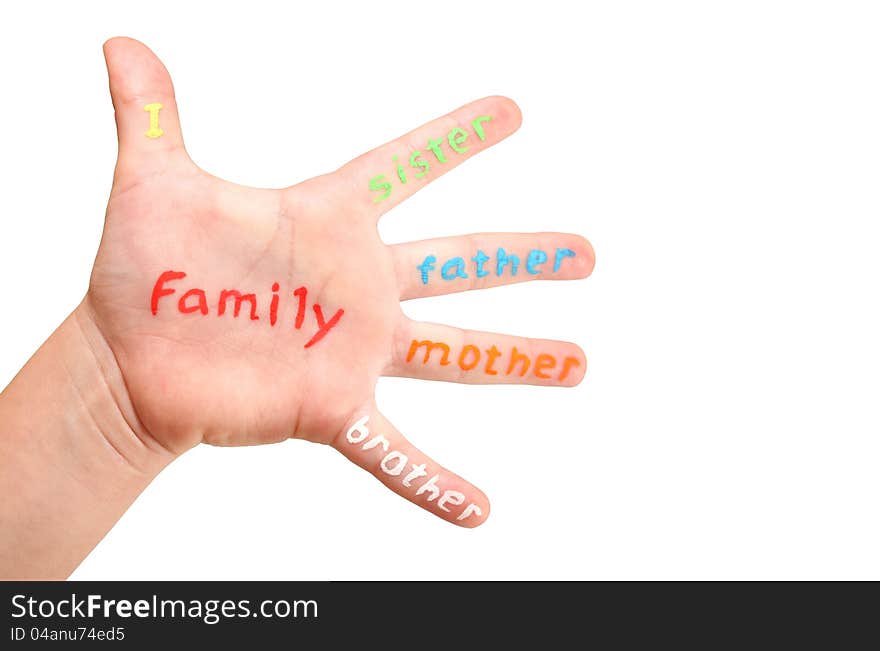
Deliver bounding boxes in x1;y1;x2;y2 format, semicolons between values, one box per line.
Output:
1;1;878;580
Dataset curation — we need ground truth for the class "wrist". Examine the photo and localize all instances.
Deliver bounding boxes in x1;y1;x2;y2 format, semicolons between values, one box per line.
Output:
71;297;178;473
0;299;176;578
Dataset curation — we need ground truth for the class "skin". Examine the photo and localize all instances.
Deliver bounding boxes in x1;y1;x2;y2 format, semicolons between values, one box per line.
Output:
0;38;595;579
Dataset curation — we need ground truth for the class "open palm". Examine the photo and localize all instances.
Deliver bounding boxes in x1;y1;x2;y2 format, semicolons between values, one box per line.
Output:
85;38;594;526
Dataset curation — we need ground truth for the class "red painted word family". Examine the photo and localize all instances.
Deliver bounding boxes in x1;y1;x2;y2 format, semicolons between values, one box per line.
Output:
150;271;345;348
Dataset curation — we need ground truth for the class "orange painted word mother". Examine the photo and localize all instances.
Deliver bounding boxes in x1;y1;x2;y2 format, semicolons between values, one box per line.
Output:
406;339;580;382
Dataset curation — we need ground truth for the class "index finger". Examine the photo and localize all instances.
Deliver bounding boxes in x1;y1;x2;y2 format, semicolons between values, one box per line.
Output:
336;96;522;220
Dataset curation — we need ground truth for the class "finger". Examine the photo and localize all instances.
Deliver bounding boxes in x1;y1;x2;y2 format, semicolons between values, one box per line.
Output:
393;232;595;300
103;37;188;189
336;95;522;219
387;320;587;386
335;409;490;528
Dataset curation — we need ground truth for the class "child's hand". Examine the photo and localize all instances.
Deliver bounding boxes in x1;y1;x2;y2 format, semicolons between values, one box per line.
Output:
86;38;594;527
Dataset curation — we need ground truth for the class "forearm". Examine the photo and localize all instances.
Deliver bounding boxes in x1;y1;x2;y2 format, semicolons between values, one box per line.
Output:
0;302;175;579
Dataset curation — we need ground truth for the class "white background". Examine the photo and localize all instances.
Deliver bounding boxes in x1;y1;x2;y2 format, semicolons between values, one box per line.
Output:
1;1;878;580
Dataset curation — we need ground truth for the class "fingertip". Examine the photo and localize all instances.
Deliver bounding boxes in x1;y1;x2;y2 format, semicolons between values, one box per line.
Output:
102;38;126;85
103;36;123;58
575;235;596;278
455;504;491;528
103;36;152;74
486;95;523;134
584;237;596;275
103;36;173;105
561;344;588;387
450;490;491;528
103;36;140;55
432;472;492;528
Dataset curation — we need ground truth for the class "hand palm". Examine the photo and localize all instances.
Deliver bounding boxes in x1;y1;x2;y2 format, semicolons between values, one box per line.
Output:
87;38;593;526
92;167;397;452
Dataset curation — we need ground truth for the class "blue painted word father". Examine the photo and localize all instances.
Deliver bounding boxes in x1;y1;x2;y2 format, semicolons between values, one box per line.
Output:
417;246;577;285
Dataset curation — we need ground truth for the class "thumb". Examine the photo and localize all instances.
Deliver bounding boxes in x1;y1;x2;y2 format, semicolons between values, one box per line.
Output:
103;37;188;187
